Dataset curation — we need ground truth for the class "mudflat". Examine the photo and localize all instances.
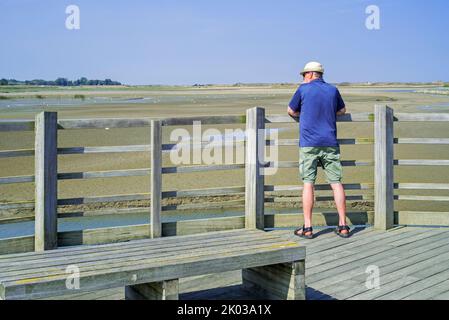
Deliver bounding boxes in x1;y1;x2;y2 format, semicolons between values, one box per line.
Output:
1;85;448;215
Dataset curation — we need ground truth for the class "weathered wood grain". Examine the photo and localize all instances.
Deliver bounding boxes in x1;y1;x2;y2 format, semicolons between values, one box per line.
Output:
267;138;374;146
34;112;58;251
396;211;449;226
394;183;449;190
394;159;449;166
0;175;34;184
394;113;449;122
126;279;179;300
394;138;449;145
394;195;449;202
242;261;305;300
264;183;374;192
374;105;394;230
0;230;304;300
150;120;162;239
245;107;265;230
265;113;375;123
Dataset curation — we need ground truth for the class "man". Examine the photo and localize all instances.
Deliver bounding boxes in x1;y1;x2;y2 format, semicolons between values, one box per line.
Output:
287;61;350;239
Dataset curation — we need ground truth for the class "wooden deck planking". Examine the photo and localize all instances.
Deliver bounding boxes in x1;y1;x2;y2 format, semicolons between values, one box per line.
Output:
306;228;448;276
433;290;449;300
310;234;449;292
404;279;449;300
32;226;449;300
344;245;449;299
316;234;449;299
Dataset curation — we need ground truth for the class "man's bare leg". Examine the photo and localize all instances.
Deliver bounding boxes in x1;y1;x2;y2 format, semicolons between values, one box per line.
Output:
301;183;315;236
330;183;349;234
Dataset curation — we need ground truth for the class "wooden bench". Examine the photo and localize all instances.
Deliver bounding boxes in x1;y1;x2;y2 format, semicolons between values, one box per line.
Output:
0;229;306;300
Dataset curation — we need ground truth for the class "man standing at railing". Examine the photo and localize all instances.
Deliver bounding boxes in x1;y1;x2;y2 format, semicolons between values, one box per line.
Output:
287;61;350;239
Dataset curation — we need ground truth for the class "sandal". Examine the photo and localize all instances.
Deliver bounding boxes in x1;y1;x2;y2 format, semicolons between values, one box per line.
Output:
335;225;351;238
294;225;314;239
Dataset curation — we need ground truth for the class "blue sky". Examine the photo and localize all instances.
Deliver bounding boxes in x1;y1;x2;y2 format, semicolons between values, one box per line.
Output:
1;0;448;85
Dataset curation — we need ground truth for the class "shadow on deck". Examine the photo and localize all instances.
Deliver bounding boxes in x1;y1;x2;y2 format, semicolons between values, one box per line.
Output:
42;226;449;300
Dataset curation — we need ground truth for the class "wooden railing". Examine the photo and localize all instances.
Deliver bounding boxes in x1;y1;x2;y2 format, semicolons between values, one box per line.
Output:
0;106;448;254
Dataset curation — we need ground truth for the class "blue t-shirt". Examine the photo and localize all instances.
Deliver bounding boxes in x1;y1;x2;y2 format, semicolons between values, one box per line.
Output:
289;78;345;147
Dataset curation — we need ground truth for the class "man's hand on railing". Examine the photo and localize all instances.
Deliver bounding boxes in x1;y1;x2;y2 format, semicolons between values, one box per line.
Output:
287;107;300;121
336;107;347;116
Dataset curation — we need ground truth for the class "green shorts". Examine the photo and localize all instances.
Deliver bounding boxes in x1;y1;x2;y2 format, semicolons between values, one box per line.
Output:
299;147;343;184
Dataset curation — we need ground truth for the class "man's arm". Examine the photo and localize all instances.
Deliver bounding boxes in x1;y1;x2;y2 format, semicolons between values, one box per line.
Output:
336;89;346;116
288;106;300;118
288;88;301;118
336;107;346;116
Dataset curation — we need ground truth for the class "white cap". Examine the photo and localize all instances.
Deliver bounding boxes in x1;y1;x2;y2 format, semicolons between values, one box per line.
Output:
300;61;324;75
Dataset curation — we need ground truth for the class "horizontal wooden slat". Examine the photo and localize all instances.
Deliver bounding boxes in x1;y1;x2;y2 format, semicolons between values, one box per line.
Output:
0;119;154;131
2;136;376;159
264;160;374;169
58;145;150;155
265;113;374;123
0;175;34;185
58;207;149;219
394;138;449;145
264;211;374;228
0;120;34;132
0;169;152;184
162;163;245;174
267;138;374;146
161;199;245;212
396;211;449;226
394;195;449;202
0;236;35;255
394;160;449;166
265;195;374;203
0;208;152;224
57;193;151;206
394;183;449;190
265;183;374;192
0;149;34;158
58;118;152;129
0;112;379;132
162;186;245;199
0;201;34;210
3;112;446;133
394;113;449;122
160;115;246;126
57;169;150;180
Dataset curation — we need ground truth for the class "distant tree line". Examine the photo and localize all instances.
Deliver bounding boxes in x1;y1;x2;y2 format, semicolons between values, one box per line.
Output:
0;77;121;86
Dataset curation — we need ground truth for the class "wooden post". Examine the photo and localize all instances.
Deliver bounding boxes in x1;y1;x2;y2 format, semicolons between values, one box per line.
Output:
125;280;179;300
374;105;394;230
242;261;306;300
34;112;58;251
150;120;162;238
245;107;265;230
126;121;167;299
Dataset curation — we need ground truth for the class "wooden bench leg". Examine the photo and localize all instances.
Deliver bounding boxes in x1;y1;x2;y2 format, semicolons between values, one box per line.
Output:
242;261;306;300
125;279;179;300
